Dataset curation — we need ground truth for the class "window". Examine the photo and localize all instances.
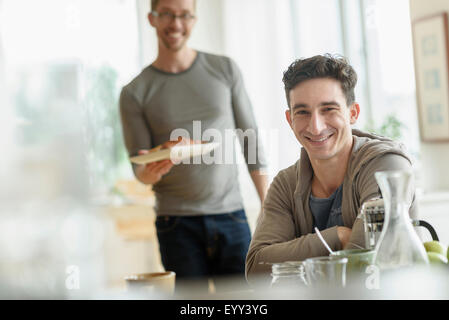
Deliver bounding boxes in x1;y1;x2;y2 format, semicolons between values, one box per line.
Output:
223;0;419;174
358;0;420;160
2;0;141;197
221;0;419;221
290;0;418;158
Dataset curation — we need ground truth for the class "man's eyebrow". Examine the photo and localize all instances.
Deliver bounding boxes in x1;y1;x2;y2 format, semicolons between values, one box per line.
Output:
291;101;341;110
158;7;191;12
291;103;309;111
320;101;341;107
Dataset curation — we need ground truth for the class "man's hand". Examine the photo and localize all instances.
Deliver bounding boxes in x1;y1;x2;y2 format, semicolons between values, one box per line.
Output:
135;153;174;185
337;226;352;248
135;137;199;185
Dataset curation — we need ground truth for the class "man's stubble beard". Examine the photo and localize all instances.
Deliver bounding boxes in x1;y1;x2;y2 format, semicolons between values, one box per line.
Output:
161;37;187;52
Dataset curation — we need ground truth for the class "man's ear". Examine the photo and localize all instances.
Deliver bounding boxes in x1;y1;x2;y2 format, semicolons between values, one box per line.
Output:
349;103;360;125
148;12;155;27
285;109;293;129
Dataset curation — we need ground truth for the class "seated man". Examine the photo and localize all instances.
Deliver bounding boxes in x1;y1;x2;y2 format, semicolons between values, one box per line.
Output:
245;54;417;281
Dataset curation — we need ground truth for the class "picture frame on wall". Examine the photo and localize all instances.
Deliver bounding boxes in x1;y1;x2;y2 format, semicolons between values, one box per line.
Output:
412;12;449;142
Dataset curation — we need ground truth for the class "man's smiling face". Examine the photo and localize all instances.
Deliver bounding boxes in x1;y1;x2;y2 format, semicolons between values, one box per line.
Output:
149;0;196;52
286;77;359;162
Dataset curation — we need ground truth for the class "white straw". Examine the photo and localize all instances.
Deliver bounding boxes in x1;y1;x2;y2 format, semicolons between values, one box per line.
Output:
314;227;334;254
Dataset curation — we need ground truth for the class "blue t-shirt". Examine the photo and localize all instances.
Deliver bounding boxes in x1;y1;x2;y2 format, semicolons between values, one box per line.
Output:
309;184;344;231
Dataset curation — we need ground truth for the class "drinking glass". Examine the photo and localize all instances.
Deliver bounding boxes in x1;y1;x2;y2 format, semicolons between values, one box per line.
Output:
303;256;348;288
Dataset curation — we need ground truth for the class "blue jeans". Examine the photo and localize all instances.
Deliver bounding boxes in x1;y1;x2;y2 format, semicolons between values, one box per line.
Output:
155;209;251;281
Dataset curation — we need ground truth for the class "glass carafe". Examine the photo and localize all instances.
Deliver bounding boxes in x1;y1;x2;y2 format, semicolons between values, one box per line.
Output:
374;170;428;270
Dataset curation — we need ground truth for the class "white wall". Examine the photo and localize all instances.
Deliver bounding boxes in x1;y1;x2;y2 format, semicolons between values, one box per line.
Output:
410;0;449;192
136;0;156;67
409;0;449;246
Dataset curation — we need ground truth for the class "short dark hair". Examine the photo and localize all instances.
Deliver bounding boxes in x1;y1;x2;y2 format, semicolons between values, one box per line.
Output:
282;54;357;108
151;0;161;10
151;0;196;11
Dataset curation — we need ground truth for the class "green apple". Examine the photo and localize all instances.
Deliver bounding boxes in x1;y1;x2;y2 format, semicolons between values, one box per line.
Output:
423;241;447;256
427;252;448;265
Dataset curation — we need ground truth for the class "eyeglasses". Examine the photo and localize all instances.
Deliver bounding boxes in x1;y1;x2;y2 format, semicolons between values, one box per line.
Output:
151;11;196;24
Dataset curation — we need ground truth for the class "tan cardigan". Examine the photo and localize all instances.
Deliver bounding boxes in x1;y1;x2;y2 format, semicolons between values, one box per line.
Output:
245;129;417;282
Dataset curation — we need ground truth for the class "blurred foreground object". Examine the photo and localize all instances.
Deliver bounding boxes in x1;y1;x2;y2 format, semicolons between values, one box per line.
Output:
0;106;107;298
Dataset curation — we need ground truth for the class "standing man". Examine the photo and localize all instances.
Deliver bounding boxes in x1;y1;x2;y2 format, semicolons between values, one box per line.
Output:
246;54;418;282
119;0;268;291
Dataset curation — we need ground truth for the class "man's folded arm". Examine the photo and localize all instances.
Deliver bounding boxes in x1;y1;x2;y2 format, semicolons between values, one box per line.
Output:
245;172;342;283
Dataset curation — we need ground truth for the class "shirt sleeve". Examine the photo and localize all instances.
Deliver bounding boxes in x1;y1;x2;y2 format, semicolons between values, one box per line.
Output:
347;152;419;249
356;153;415;207
119;86;153;176
227;58;267;172
119;86;153;157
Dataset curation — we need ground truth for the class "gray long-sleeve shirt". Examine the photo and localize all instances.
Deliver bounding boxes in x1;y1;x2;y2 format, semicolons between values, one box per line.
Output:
119;51;266;216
